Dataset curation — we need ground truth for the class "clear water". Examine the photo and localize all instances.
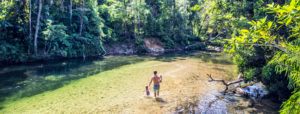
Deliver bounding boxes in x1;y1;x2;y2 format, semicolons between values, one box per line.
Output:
0;51;229;105
0;56;146;104
0;52;279;113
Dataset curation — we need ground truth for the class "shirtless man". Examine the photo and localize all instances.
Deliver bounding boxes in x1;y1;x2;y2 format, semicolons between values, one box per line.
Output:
148;71;162;98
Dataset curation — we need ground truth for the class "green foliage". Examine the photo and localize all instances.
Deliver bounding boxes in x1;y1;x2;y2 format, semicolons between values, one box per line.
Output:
280;91;300;114
262;63;291;100
99;0;199;49
0;0;106;63
0;42;28;63
244;68;260;81
190;0;261;43
0;0;207;63
42;20;70;57
225;0;300;112
0;0;28;63
0;1;14;20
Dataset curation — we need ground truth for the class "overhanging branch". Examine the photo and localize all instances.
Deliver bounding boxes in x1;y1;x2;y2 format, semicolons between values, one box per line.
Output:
242;43;287;53
207;74;244;94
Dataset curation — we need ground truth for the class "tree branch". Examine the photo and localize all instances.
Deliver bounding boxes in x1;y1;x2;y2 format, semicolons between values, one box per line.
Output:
207;74;244;94
242;43;287;53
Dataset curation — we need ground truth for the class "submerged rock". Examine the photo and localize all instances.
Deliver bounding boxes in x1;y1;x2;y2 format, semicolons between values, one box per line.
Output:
193;82;278;113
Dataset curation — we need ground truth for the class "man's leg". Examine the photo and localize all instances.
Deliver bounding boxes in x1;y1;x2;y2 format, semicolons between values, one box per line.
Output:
157;85;160;97
154;85;157;97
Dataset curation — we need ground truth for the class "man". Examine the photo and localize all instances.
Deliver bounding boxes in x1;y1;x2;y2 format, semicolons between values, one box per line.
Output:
148;71;162;98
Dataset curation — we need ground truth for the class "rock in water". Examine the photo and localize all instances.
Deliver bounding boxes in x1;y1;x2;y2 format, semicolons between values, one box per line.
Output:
239;82;269;100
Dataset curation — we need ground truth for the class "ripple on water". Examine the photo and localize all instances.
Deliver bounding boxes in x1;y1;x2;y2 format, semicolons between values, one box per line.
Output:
196;90;227;114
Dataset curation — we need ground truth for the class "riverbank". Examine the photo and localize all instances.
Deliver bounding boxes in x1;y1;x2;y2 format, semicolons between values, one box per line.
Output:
0;40;213;67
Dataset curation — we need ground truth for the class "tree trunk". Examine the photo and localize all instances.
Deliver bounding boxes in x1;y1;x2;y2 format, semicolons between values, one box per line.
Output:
69;0;72;24
29;0;32;54
123;0;127;38
133;1;136;39
172;0;176;38
79;0;84;36
61;0;65;10
138;0;141;36
207;74;244;94
34;0;42;55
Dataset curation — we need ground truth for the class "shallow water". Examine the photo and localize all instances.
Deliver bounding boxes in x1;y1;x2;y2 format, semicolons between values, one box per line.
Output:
175;90;280;114
0;56;146;103
0;52;191;102
0;52;279;113
194;84;279;114
197;90;228;114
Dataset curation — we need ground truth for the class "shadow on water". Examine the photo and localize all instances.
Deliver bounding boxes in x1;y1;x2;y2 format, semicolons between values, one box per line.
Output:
0;56;146;106
192;52;234;65
154;51;233;65
212;67;227;72
154;51;194;62
155;97;167;103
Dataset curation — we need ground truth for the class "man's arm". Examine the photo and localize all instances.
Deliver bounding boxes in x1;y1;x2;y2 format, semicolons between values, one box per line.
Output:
148;77;153;87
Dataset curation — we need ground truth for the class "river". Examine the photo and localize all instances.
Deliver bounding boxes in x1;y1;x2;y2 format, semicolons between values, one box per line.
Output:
0;52;279;113
0;56;146;104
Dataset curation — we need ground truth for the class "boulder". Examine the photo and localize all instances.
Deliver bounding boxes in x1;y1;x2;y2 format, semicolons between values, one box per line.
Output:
144;38;165;55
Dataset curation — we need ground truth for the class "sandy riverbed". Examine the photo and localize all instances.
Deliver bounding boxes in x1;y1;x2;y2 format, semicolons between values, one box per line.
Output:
0;53;237;113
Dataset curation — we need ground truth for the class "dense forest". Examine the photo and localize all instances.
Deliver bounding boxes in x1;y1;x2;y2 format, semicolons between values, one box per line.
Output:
0;0;299;113
0;0;201;64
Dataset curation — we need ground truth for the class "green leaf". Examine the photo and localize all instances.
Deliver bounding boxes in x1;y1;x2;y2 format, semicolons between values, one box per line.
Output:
290;0;296;7
267;22;273;29
240;29;249;34
286;17;292;25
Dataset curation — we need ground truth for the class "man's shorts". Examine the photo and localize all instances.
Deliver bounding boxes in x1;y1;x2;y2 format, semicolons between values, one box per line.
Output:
153;84;160;92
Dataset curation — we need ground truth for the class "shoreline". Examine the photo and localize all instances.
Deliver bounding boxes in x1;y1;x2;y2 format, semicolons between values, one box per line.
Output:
0;44;221;67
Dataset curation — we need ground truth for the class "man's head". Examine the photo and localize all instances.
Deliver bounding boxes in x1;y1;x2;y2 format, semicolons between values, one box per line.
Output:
154;71;157;75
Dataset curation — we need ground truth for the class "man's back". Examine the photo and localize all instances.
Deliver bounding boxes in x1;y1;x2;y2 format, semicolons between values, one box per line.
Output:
152;75;160;85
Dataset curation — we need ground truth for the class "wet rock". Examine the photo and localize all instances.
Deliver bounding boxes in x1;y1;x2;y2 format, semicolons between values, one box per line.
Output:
144;38;165;55
237;82;269;100
104;43;136;55
206;45;223;52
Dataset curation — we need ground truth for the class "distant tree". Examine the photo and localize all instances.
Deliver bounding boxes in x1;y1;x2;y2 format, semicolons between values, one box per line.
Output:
34;0;42;55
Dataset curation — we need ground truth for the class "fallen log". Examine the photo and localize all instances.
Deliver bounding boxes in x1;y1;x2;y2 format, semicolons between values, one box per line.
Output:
207;74;244;94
